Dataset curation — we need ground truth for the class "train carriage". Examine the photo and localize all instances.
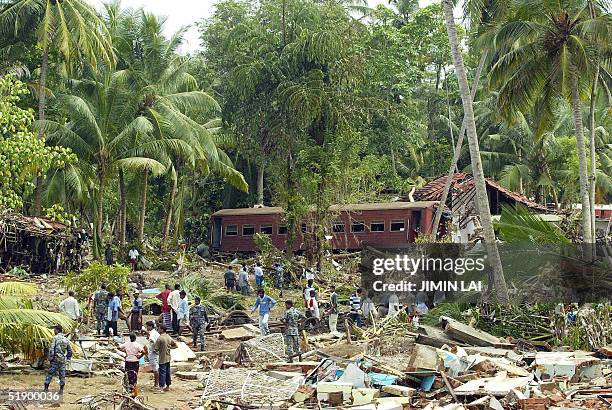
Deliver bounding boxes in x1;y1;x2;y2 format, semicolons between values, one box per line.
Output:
211;201;438;253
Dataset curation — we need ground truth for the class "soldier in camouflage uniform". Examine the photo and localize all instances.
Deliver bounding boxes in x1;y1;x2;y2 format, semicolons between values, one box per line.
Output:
282;300;305;362
44;325;73;394
92;283;109;335
189;296;209;351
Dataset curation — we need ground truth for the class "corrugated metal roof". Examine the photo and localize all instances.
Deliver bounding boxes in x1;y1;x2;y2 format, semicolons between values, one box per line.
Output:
211;201;439;217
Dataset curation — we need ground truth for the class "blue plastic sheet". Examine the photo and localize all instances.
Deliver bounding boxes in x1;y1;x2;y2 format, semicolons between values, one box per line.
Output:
367;372;398;386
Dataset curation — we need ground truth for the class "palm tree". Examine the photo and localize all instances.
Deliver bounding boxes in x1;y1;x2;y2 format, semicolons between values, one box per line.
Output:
442;0;510;303
0;0;114;215
39;68;169;256
0;282;74;359
110;10;247;244
489;0;611;244
430;0;513;237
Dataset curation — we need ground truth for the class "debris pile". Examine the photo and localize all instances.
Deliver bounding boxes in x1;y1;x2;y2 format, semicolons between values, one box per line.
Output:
200;310;612;409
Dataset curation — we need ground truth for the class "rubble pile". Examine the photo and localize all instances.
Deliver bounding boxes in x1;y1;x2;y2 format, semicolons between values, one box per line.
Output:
199;312;612;409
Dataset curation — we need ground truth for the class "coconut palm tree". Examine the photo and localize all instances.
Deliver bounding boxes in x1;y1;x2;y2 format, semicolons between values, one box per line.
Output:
0;282;74;359
442;0;510;303
0;0;115;215
109;10;247;244
489;0;611;244
429;0;513;238
38;68;170;257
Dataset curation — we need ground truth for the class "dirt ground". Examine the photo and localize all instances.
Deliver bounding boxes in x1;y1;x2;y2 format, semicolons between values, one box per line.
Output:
0;371;201;409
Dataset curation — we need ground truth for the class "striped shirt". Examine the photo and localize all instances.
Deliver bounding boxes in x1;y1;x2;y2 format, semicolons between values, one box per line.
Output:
350;294;361;313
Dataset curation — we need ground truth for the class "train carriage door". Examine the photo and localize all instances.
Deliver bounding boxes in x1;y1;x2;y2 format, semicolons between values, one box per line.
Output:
410;210;421;242
212;217;222;248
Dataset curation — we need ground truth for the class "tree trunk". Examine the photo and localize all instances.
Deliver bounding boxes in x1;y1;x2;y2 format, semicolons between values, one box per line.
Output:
161;167;178;251
570;70;593;245
97;174;104;242
286;152;296;258
430;49;488;238
33;44;50;216
257;160;265;205
442;0;509;304
588;64;599;243
118;168;127;246
137;169;149;244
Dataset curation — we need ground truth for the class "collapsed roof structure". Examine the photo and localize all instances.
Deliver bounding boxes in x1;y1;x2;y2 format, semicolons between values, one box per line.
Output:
411;173;554;241
0;212;85;274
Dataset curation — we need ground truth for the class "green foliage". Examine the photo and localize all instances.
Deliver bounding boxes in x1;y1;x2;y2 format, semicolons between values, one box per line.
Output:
44;203;78;226
253;233;281;267
494;204;570;244
0;282;75;359
62;262;130;300
180;273;246;313
0;74;74;210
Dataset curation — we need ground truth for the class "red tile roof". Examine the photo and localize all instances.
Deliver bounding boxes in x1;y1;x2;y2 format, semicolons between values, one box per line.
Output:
413;173;551;213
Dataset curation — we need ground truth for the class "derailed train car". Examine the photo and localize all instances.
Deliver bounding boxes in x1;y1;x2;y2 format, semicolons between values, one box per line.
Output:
210;201;439;253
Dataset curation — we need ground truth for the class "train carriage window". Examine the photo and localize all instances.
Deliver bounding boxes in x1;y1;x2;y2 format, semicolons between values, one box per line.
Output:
370;221;385;232
332;222;345;233
278;225;288;235
242;225;255;235
225;225;238;236
351;221;366;233
260;224;273;235
390;220;405;232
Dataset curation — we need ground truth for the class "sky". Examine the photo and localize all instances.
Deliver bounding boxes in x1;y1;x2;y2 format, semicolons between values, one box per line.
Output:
90;0;436;54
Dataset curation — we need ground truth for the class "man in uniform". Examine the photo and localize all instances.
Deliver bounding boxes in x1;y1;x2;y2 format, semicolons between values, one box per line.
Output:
44;325;73;394
92;283;109;335
189;296;209;351
282;300;305;363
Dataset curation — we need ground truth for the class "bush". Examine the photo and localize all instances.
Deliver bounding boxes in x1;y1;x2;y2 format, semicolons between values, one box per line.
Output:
62;262;130;300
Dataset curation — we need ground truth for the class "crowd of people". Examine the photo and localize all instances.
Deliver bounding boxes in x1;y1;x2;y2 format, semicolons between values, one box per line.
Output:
49;260;412;395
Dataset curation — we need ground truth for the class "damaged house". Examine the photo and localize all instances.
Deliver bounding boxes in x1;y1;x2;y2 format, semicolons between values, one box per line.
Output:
412;173;556;243
0;212;85;274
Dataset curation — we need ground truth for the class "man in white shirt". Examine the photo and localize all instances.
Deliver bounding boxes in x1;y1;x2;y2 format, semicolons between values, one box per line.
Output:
59;291;81;321
254;262;264;288
128;247;139;271
144;321;160;387
167;284;181;334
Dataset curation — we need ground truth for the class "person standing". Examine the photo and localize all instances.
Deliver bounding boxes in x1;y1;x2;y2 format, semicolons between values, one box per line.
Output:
128;292;143;332
252;289;276;336
274;263;284;293
144;321;160;387
349;288;363;327
238;265;250;295
328;285;339;334
105;292;120;337
224;265;236;291
254;262;264;288
128;246;139;271
153;325;178;392
189;296;209;352
177;290;189;336
303;279;315;306
59;291;81;321
156;284;172;331
44;325;73;395
306;290;320;319
92;284;109;336
105;244;114;265
282;300;305;363
167;284;181;335
118;332;144;391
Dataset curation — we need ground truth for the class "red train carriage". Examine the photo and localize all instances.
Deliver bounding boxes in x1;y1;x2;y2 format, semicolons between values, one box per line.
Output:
211;201;438;253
